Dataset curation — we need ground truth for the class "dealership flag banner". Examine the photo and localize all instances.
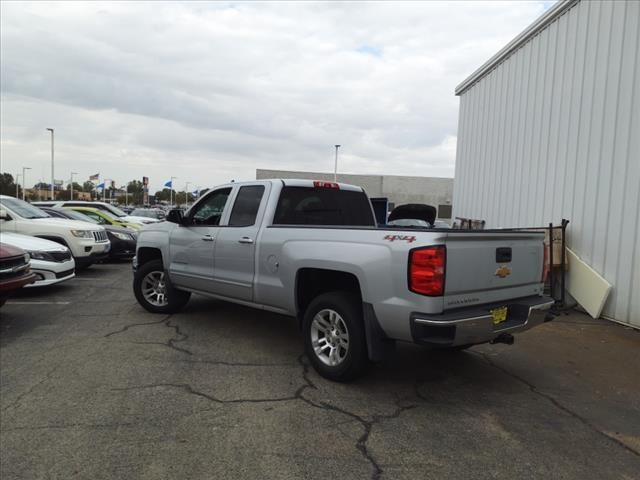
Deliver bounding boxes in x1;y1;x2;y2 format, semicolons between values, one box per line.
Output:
89;173;100;182
164;179;173;189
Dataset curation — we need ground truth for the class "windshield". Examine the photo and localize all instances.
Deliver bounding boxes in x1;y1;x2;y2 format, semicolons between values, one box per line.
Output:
102;204;127;217
131;209;154;218
61;209;100;224
0;197;51;219
97;210;118;222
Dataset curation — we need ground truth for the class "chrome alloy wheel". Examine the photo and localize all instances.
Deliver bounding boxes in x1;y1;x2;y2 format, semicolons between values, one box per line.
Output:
141;271;168;307
310;309;350;367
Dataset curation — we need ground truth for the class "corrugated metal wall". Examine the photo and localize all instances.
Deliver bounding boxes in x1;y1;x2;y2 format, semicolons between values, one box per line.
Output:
453;0;640;326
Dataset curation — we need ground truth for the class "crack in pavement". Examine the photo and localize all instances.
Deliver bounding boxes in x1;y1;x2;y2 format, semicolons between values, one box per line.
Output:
1;365;60;413
2;421;139;432
178;359;297;368
473;351;640;459
104;315;193;356
111;383;299;405
293;355;418;480
102;313;417;480
164;318;193;355
103;316;170;337
110;352;417;480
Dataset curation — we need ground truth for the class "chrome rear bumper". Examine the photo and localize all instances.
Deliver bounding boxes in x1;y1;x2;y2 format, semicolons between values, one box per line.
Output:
410;296;555;347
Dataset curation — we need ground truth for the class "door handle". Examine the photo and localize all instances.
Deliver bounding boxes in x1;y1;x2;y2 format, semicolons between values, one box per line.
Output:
202;235;214;242
238;237;254;244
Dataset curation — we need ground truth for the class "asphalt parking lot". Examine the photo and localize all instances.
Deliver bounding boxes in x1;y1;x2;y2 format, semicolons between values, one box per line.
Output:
1;263;639;480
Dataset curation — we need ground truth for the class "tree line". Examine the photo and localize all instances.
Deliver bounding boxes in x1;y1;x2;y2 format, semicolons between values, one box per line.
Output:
0;173;201;206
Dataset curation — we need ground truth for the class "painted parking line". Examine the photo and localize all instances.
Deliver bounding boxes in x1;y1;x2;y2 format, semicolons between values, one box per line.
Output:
6;301;71;305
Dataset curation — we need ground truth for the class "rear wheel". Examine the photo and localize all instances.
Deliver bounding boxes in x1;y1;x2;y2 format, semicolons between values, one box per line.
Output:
133;259;190;313
303;292;369;382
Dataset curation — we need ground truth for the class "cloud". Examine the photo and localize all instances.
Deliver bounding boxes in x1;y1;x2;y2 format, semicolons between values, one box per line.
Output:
1;1;550;192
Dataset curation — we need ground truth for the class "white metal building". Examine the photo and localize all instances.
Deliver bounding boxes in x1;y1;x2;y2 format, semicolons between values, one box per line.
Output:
453;0;639;327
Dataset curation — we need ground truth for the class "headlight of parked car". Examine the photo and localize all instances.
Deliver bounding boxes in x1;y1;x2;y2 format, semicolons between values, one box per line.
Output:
28;250;55;261
70;230;93;238
112;232;134;241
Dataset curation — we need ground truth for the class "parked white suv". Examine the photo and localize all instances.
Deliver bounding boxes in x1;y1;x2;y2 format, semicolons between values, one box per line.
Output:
0;196;110;269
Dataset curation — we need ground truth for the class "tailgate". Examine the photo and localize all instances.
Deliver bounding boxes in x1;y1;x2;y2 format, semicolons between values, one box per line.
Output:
443;232;545;309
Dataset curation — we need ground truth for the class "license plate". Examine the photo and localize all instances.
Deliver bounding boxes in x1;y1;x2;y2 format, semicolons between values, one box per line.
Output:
490;306;508;325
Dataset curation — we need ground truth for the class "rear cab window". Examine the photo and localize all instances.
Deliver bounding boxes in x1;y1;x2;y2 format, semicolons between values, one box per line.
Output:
273;185;375;226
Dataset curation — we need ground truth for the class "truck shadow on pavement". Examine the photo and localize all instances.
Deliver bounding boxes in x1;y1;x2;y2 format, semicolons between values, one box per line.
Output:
175;295;516;396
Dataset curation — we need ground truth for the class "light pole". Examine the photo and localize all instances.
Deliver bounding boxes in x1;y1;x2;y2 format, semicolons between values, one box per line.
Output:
22;167;32;201
334;145;341;182
70;172;77;200
184;182;191;208
169;176;177;208
15;173;21;198
102;179;111;202
46;128;54;200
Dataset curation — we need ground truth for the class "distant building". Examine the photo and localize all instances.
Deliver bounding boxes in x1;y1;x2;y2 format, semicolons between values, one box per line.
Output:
25;188;91;201
256;169;453;220
74;192;92;201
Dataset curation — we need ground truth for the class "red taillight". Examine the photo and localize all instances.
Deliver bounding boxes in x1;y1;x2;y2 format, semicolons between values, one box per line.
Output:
409;246;446;296
313;180;339;189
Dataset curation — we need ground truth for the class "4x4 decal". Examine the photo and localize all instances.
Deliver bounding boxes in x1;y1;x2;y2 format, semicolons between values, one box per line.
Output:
383;234;416;243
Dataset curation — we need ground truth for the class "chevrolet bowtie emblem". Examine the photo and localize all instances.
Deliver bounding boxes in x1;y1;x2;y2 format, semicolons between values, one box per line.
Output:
495;265;512;278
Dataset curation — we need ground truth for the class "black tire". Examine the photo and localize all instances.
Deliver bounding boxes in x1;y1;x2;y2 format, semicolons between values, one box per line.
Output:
303;291;369;382
133;259;191;313
74;260;92;272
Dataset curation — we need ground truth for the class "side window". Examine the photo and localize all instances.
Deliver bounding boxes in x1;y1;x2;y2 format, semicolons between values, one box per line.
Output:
190;188;232;226
229;186;265;227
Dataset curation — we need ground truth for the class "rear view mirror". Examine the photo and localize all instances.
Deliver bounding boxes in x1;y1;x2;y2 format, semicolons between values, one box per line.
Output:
0;207;9;220
166;209;185;224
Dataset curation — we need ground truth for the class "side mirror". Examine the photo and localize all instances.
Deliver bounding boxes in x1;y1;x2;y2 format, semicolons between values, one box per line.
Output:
0;207;10;220
166;209;185;224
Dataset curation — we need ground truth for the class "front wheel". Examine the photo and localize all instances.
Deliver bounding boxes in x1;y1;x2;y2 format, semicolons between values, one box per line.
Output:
133;259;191;313
303;292;369;382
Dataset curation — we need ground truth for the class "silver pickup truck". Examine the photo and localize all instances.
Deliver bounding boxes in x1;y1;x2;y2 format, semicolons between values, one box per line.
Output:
132;179;553;381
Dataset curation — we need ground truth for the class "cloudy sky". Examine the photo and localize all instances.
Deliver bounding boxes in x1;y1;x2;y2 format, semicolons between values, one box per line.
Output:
1;1;553;193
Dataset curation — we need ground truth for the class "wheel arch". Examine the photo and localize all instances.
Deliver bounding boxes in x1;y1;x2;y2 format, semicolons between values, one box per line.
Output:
136;247;163;268
295;268;363;323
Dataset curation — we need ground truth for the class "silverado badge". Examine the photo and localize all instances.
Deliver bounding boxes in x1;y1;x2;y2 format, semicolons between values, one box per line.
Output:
495;265;512;278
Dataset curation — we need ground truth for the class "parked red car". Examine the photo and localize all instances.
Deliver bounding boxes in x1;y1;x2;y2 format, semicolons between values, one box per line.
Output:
0;243;37;307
